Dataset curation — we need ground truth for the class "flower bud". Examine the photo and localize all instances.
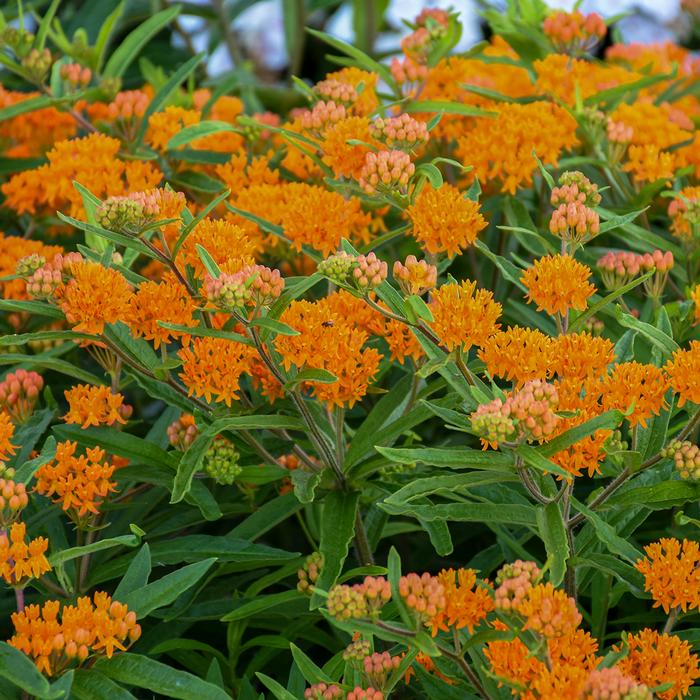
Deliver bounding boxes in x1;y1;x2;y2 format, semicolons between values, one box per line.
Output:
353;252;388;290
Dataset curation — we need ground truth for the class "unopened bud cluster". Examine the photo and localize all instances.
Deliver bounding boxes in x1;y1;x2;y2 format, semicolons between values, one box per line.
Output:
297;552;323;594
97;196;153;235
549;201;600;246
343;637;371;661
358;150;414;195
390;56;428;87
393;255;437;296
543;10;606;54
0;479;29;525
470;380;560;446
597;249;673;298
314;79;358;107
167;413;198;451
363;651;400;688
327;576;391;620
243;264;284;305
108;90;149;121
353;252;388;290
202;437;241;485
347;688;384;700
21;48;52;81
304;683;344;699
664;440;700;480
495;559;541;611
400;9;449;64
203;273;250;310
21;252;83;300
583;667;652;700
0;369;43;423
318;252;356;285
369;114;429;150
60;63;91;87
607;120;633;146
551;172;601;208
301;100;347;133
398;572;446;621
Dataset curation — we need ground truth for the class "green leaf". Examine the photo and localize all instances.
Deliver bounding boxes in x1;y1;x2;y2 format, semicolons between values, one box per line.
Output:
136;53;206;145
415;162;443;189
0;353;104;385
536;503;569;586
376;445;512;470
95;2;125;73
104;321;159;371
0;298;64;319
195;244;222;279
419;518;453;556
94;653;229;700
34;0;61;51
168;120;239;150
404;100;497;118
406;294;434;323
0;641;60;698
291;468;322;503
597;208;646;233
607;480;700;509
611;306;679;356
381;500;537;525
515;444;574;480
249;316;300;337
222;589;302;622
572;498;643;563
538;410;624;458
114;544;151;599
311;491;360;608
584;71;674;106
255;673;298;700
72;670;137;700
15;435;56;482
172;188;230;257
284;368;337;391
103;6;181;78
122;558;216;618
290;643;333;685
0;94;57;122
49;532;140;567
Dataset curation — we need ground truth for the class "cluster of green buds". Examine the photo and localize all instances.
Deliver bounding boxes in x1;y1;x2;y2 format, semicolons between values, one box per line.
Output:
318;252;357;285
0;26;34;57
203;272;250;311
203;437;241;485
470;380;560;446
393;255;437;296
0;369;43;423
358;150;415;195
19;251;83;300
327;576;391;621
583;667;652;700
663;440;700;480
21;48;52;83
369;114;429;151
0;478;29;526
60;62;92;89
297;551;323;595
494;559;541;612
166;414;199;451
342;637;371;662
96;195;155;236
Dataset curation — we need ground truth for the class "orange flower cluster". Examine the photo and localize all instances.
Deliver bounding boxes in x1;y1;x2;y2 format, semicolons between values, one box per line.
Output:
9;592;141;676
406;184;487;257
276;294;382;408
635;538;700;613
0;522;51;585
0;412;16;462
429;280;501;352
430;568;494;636
665;342;700;407
601;362;669;428
455;101;579;193
35;441;117;519
63;385;128;429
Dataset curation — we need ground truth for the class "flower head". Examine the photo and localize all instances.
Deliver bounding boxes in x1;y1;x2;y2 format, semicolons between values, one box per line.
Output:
0;522;51;585
522;255;595;316
583;667;652;700
635;538;700;613
0;369;43;423
35;441;117;520
665;342;700;407
393;255;437;296
0;412;17;462
359;149;414;194
406;183;487;257
616;629;700;700
602;362;668;427
429;280;501;352
399;572;446;622
519;582;582;638
431;568;494;636
63;385;127;429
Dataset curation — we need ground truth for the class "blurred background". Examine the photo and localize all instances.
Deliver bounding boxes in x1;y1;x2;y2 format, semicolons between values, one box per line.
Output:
2;0;697;102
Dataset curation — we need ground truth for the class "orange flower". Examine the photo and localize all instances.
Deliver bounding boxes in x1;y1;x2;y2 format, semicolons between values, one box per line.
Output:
519;583;582;638
430;568;495;636
321;116;380;179
406;183;487;257
616;629;700;700
178;337;256;407
665;341;700;407
62;385;127;429
669;186;700;240
429;280;501;352
531;664;588;700
635;538;700;613
277;183;371;256
455;101;578;194
35;441;117;519
522;255;595;316
9;593;141;676
552;333;615;381
145;106;199;152
58;261;133;335
127;279;198;348
0;412;16;462
384;319;425;365
0;522;51;585
478;326;555;386
601;362;668;428
624;145;678;183
177;218;257;278
276;295;383;408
